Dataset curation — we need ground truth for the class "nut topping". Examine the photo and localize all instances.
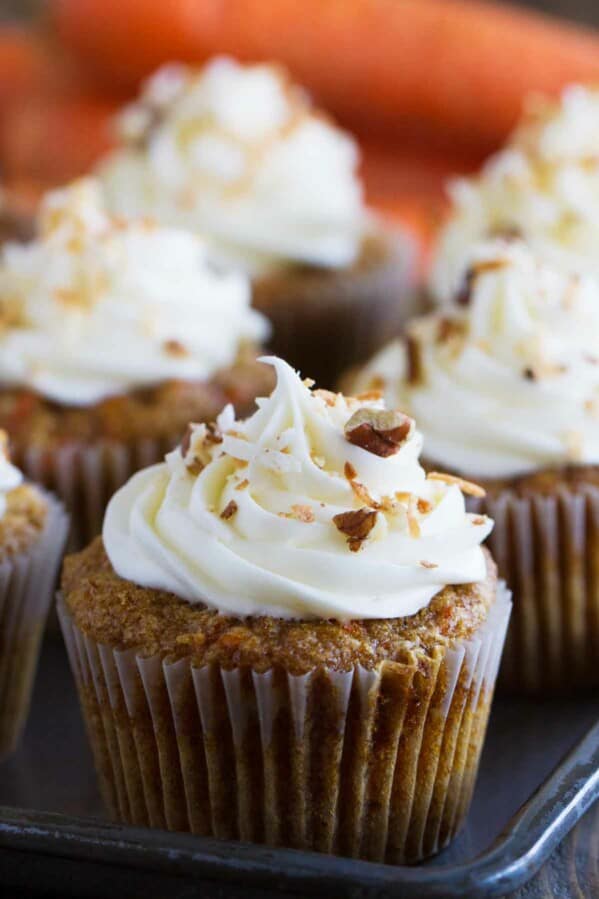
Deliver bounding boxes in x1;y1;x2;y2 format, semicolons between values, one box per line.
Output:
163;339;188;357
220;500;238;520
406;333;424;385
427;471;486;498
344;408;413;457
333;508;378;552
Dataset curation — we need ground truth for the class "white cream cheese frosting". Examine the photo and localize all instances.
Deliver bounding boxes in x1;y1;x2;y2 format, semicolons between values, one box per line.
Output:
0;432;22;519
355;239;599;479
98;57;366;275
431;85;599;302
0;178;269;406
103;356;492;620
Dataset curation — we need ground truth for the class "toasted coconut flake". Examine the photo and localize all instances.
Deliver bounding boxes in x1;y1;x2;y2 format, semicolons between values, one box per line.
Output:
419;560;438;569
290;504;315;523
427;471;486;498
356;388;384;402
344;461;357;481
314;388;338;407
417;497;432;514
235;478;249;491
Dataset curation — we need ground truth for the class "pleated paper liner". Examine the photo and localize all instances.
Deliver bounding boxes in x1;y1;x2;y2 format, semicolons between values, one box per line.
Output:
252;229;419;386
15;438;173;552
471;483;599;694
58;583;510;864
0;494;68;759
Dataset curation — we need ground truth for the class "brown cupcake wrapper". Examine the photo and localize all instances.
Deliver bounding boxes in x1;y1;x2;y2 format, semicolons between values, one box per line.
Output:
58;584;510;864
253;230;419;386
0;493;68;759
16;438;174;552
471;485;599;693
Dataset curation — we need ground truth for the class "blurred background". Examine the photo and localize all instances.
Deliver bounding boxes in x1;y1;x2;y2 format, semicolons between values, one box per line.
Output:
1;0;599;263
3;1;599;27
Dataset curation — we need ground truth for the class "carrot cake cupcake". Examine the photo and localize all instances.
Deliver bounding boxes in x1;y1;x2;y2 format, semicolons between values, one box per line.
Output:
348;238;599;692
59;356;509;863
97;57;416;383
0;431;68;758
0;177;272;547
430;84;599;303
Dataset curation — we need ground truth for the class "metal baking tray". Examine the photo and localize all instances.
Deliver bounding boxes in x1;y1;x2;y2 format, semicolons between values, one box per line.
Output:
0;637;597;899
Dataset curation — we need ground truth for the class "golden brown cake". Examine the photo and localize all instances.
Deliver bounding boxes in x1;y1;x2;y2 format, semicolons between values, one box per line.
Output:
0;433;68;758
59;357;509;862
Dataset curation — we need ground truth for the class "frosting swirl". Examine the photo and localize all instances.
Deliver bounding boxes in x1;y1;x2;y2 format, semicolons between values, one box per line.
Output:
0;178;269;406
431;85;599;302
98;58;366;275
354;239;599;478
104;356;492;620
0;431;23;519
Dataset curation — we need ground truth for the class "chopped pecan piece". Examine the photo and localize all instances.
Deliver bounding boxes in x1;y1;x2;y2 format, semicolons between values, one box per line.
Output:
406;333;423;385
455;268;475;307
163;339;188;357
344;408;412;457
333;508;378;552
220;500;238;520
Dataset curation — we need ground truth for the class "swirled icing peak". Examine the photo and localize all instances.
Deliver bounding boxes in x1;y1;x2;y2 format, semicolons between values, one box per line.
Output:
0;178;269;406
354;239;599;478
0;431;23;519
98;57;366;274
103;357;492;620
431;85;599;301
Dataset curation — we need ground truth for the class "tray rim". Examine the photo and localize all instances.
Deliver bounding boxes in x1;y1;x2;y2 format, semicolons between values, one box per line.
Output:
0;718;597;899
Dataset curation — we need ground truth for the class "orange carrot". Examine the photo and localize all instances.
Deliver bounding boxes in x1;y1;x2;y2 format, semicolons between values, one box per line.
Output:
0;28;50;108
51;0;599;153
0;95;117;184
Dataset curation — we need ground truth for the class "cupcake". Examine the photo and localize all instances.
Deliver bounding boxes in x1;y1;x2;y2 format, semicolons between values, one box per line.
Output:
97;58;416;384
59;356;509;863
0;177;272;548
348;238;599;693
0;431;68;758
430;85;599;303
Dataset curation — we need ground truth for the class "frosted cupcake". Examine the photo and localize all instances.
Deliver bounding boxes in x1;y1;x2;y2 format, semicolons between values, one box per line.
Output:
59;356;509;863
0;431;68;758
431;85;599;303
0;177;271;547
348;238;599;692
97;58;415;383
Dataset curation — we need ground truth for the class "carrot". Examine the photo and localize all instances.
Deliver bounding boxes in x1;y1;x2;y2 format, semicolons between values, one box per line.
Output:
0;95;117;184
51;0;599;153
361;138;479;272
0;28;50;109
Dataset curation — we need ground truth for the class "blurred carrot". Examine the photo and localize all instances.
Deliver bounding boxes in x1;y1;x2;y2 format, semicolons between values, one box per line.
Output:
52;0;599;153
0;95;117;184
0;29;50;109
